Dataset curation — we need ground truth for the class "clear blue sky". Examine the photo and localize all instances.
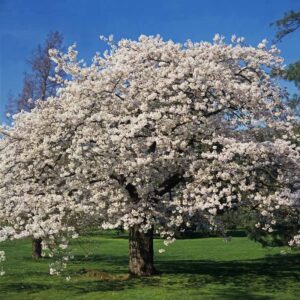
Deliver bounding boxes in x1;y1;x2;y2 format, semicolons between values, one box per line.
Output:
1;0;300;122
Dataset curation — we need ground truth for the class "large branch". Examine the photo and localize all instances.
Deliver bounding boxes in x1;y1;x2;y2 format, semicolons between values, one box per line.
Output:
110;174;140;203
155;173;185;196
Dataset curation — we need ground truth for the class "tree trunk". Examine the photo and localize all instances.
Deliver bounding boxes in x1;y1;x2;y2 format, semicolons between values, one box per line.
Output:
129;226;156;276
32;238;42;259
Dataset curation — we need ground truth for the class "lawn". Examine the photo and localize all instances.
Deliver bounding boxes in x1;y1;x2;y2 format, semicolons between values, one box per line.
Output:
0;231;299;300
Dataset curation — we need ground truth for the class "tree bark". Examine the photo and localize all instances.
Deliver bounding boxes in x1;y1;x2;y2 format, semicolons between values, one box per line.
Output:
129;226;156;276
32;238;42;259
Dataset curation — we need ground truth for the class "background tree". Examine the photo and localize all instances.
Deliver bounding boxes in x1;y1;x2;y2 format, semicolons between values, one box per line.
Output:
6;31;65;114
272;10;300;113
272;10;300;42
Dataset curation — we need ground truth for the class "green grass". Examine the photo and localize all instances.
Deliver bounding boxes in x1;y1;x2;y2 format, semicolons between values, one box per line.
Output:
0;232;299;300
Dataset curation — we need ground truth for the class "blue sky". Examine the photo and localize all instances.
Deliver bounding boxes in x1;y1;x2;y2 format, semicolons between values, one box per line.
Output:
1;0;300;122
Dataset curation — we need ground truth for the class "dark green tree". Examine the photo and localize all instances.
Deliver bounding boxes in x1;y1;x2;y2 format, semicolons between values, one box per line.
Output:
272;10;300;42
272;10;300;113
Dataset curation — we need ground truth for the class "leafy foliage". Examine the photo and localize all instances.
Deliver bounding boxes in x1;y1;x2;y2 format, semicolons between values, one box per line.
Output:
272;10;300;42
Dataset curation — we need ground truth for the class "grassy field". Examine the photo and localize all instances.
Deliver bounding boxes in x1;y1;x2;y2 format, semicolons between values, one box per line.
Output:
0;231;299;300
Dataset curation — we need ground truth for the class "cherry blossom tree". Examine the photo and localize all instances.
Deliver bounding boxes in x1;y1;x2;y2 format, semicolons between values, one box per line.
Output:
5;31;66;259
0;35;299;276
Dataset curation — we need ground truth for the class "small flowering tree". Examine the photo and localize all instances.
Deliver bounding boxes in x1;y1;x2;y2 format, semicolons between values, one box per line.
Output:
0;35;299;276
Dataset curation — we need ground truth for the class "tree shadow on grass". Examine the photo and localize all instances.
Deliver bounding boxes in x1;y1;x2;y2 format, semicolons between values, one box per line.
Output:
0;282;50;296
0;253;299;299
72;254;129;273
156;253;300;295
209;288;275;300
